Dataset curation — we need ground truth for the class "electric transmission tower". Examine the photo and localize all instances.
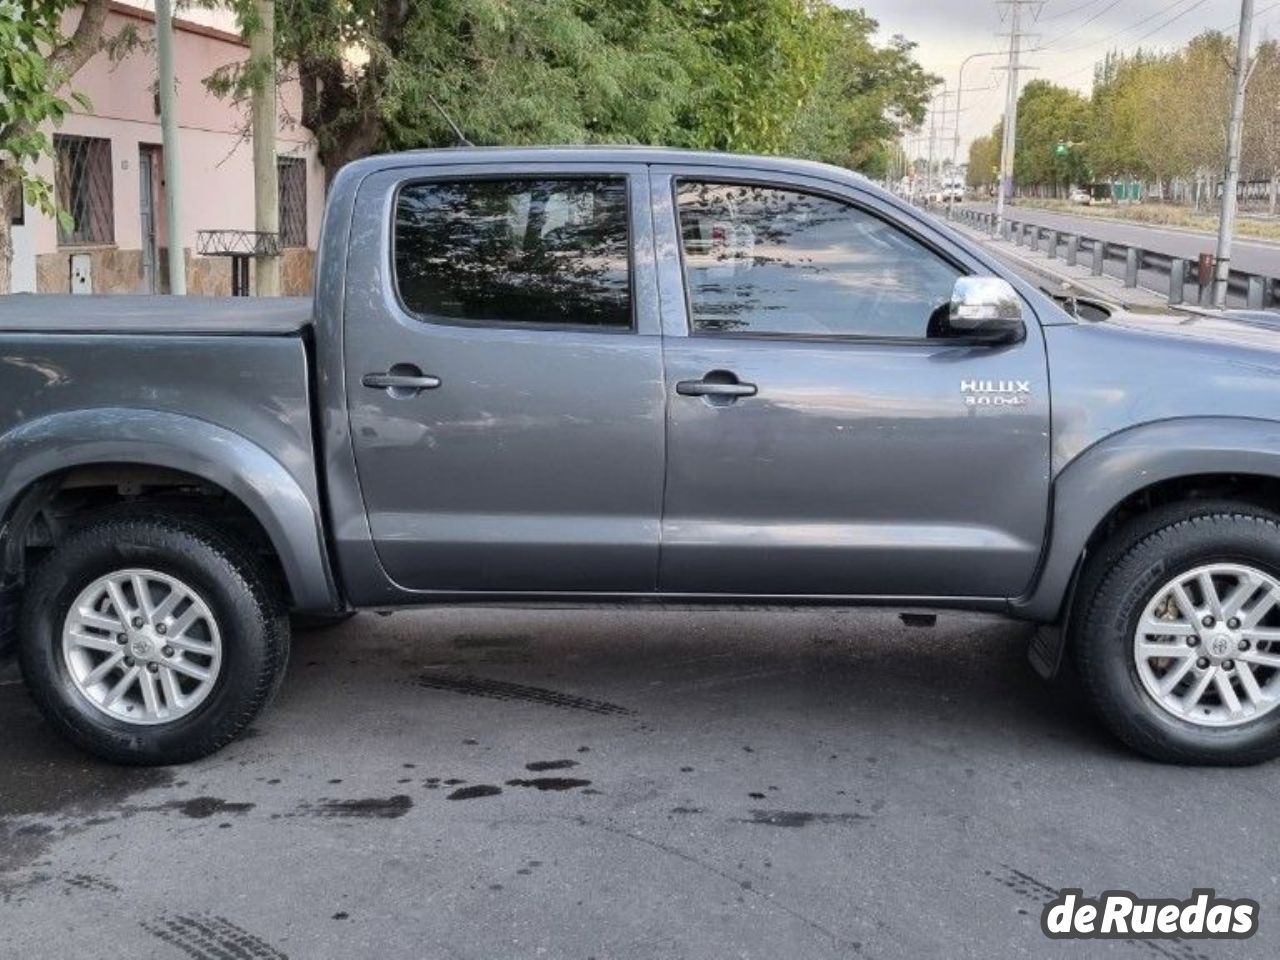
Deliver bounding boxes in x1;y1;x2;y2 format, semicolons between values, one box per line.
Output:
992;0;1041;237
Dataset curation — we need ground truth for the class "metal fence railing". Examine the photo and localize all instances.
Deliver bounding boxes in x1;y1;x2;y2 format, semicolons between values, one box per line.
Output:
952;207;1279;312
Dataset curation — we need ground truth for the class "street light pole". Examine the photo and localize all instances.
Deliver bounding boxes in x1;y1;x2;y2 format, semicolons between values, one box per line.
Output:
1213;0;1255;308
953;51;1004;168
250;0;280;296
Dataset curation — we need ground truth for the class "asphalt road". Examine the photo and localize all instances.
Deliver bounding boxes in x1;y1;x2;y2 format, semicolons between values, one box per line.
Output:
962;203;1280;277
2;608;1277;959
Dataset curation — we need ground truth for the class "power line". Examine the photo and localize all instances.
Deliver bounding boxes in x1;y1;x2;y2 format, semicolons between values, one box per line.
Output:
1040;0;1110;21
1036;0;1203;57
1036;0;1126;49
1045;0;1214;82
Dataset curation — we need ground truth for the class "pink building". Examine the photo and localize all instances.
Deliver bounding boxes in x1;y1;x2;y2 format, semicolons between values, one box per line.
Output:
9;1;325;295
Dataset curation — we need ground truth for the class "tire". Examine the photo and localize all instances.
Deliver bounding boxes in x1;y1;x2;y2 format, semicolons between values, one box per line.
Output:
1073;502;1280;766
18;511;290;765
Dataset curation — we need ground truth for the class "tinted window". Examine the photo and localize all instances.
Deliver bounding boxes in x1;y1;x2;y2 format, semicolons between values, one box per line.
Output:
395;178;631;329
676;182;962;339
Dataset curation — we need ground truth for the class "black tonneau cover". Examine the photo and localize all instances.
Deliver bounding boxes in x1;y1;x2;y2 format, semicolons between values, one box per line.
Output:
0;294;312;336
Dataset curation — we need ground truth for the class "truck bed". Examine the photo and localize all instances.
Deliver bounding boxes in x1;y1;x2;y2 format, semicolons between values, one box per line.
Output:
0;295;312;336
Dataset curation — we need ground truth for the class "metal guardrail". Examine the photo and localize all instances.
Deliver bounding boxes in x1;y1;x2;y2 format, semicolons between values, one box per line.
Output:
952;208;1279;311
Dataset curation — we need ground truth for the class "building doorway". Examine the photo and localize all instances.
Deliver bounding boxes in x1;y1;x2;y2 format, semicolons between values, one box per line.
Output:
138;145;161;293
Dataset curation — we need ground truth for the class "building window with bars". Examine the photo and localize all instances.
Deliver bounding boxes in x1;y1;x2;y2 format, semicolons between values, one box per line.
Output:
54;135;114;246
278;157;307;247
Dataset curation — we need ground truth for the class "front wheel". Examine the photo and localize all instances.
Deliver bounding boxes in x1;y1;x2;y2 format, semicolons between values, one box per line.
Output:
1075;507;1280;765
19;513;290;765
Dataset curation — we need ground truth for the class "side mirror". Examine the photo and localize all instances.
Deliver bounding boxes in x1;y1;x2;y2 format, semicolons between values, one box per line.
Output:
949;277;1025;343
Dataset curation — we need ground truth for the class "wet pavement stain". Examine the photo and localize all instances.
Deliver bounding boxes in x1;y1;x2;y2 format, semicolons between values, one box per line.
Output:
447;785;502;801
410;672;634;716
504;778;592;792
140;913;289;960
737;810;871;828
156;797;255;820
524;759;577;772
294;796;413;819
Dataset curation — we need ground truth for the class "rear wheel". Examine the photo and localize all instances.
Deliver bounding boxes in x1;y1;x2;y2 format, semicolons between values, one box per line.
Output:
19;513;289;765
1074;505;1280;765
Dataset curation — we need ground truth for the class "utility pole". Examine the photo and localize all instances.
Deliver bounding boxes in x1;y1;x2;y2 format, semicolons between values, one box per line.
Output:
156;0;185;294
1213;0;1254;308
250;0;280;296
993;0;1038;238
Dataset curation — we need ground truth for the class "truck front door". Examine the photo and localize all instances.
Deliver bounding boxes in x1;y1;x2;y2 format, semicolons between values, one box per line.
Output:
344;163;665;594
651;168;1052;599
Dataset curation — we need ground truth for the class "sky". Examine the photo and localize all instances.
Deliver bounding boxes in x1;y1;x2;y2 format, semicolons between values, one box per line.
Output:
839;0;1280;162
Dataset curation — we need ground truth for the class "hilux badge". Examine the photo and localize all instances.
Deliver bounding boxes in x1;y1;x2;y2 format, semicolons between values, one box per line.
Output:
961;379;1031;406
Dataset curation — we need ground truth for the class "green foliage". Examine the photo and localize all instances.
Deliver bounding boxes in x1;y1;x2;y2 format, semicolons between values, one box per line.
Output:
989;30;1279;199
1082;32;1276;187
788;7;939;174
218;0;935;179
0;0;83;228
967;125;1000;189
1013;80;1090;191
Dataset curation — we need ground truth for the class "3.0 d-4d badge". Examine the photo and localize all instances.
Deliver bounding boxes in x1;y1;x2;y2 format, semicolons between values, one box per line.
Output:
961;379;1032;406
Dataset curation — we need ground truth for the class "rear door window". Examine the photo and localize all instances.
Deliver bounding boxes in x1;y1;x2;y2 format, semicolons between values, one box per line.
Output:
395;177;632;330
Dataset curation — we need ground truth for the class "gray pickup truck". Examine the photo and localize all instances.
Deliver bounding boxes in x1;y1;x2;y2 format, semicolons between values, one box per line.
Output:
3;147;1280;767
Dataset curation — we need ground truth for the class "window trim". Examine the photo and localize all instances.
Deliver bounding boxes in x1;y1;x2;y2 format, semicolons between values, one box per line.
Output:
670;175;981;347
389;173;638;335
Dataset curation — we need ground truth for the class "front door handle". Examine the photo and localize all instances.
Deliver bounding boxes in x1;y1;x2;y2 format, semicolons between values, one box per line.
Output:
676;371;757;400
362;364;441;395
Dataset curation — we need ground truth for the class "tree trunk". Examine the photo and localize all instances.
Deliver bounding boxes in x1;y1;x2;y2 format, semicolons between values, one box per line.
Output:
0;176;17;296
1270;174;1278;215
320;119;381;190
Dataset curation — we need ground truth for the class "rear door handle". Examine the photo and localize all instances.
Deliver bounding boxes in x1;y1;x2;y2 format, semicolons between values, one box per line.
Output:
362;365;441;394
676;372;757;400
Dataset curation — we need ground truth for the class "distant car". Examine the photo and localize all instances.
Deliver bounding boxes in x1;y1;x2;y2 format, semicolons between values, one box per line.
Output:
1070;188;1092;205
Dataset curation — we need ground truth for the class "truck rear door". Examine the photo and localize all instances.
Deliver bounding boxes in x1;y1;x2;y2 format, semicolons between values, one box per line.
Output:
343;162;665;593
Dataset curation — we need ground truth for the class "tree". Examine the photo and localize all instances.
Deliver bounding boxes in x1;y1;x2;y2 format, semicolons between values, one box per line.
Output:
0;0;112;292
1244;40;1280;213
1013;80;1090;195
212;0;936;184
788;7;938;175
214;0;709;184
967;125;1001;191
